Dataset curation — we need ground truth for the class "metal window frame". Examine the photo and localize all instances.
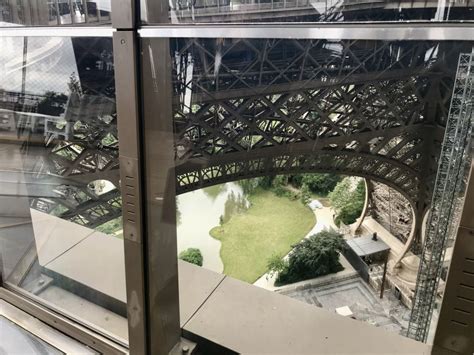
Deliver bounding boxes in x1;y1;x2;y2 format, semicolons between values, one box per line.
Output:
0;298;99;354
0;26;115;37
0;288;128;354
0;23;473;40
138;23;474;40
112;1;188;355
1;5;474;355
133;20;474;354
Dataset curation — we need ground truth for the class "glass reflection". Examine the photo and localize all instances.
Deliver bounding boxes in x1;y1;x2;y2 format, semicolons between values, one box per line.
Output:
142;36;473;342
141;0;474;23
0;0;111;26
0;36;127;343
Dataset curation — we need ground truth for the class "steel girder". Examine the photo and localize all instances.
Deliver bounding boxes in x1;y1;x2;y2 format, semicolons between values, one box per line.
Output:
7;37;468;238
367;180;413;244
172;39;464;200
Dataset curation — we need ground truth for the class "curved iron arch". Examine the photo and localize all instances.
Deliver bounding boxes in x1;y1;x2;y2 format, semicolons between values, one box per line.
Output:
175;148;420;209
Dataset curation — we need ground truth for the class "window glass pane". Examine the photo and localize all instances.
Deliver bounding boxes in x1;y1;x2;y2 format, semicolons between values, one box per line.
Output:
141;0;474;24
0;36;127;344
141;36;473;343
0;0;111;27
0;316;65;354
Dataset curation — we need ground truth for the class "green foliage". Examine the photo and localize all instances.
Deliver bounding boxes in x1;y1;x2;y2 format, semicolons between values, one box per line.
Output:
259;176;274;189
273;185;287;197
269;229;346;286
272;175;289;188
179;248;203;266
300;184;311;205
238;178;260;195
329;178;366;226
301;173;341;195
95;216;123;236
267;254;289;280
221;191;248;223
68;72;83;95
288;174;304;187
238;176;273;194
37;91;68;116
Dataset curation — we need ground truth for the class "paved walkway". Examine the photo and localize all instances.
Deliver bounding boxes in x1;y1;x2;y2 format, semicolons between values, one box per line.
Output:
253;204;339;290
281;276;411;336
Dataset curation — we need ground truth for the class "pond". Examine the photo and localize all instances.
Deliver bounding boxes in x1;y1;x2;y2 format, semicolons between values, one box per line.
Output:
176;182;248;273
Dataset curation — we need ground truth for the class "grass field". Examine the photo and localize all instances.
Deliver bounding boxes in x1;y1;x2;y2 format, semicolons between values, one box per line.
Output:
209;189;316;283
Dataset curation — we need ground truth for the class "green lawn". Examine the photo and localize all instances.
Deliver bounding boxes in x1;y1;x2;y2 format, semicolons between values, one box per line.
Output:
209;190;316;283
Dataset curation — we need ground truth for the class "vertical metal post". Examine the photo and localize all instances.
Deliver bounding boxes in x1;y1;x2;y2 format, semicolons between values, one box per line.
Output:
141;37;181;355
97;1;102;22
433;153;474;354
113;30;148;355
23;0;32;25
69;0;75;24
55;0;60;25
380;254;388;299
408;52;474;342
112;2;182;354
112;2;148;354
82;0;88;23
143;0;170;24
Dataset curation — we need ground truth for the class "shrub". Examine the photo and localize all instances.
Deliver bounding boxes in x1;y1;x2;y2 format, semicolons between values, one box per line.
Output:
329;178;366;226
266;254;289;280
269;230;345;286
300;184;311;205
289;174;303;187
301;173;341;195
179;248;203;266
238;176;274;194
238;178;261;194
273;185;288;197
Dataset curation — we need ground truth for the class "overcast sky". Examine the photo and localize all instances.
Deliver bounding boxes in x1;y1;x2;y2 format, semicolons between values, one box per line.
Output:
0;36;79;96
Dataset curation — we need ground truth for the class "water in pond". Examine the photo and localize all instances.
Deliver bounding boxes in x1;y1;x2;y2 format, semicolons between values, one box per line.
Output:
176;182;248;273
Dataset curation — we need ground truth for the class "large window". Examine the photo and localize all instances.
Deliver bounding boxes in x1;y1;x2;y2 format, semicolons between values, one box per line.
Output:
0;34;127;345
0;0;111;26
1;1;473;354
140;0;474;24
140;34;473;344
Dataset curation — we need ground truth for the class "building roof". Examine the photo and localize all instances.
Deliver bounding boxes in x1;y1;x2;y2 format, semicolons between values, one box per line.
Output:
346;235;390;257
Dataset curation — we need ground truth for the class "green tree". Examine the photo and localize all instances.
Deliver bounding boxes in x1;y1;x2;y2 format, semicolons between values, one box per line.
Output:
269;230;345;286
300;183;311;205
37;91;68;116
179;248;203;266
266;254;288;280
329;178;366;226
301;173;341;195
238;176;273;194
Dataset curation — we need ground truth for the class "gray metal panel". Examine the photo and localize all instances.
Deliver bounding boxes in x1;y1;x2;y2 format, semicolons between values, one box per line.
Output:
111;0;135;29
346;235;390;257
0;288;127;354
113;31;147;355
178;260;225;328
460;157;474;231
139;24;474;40
141;37;181;354
0;27;114;37
0;301;96;354
184;276;430;354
